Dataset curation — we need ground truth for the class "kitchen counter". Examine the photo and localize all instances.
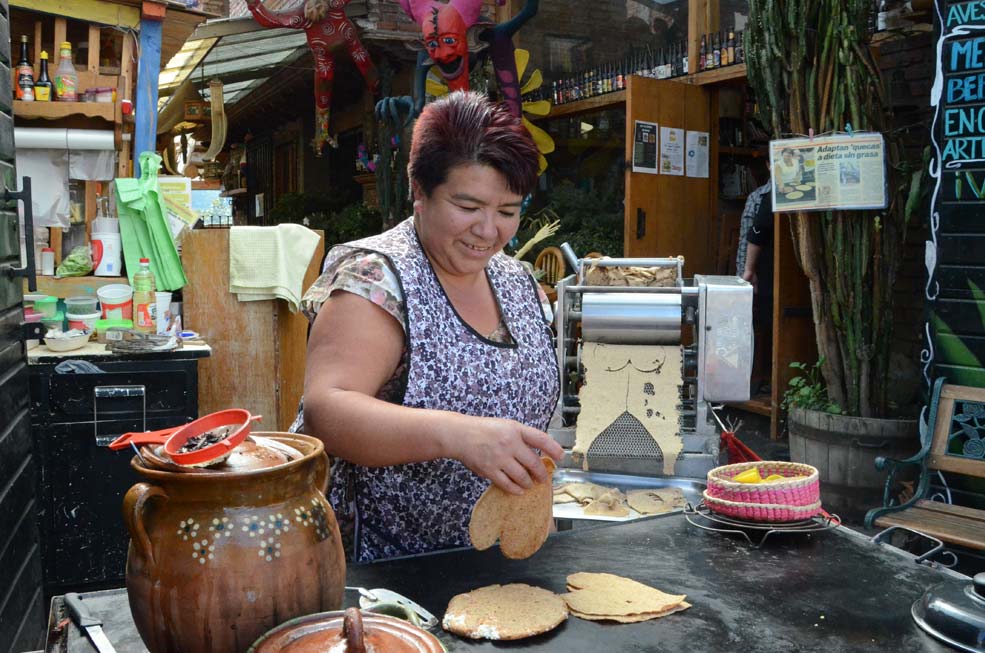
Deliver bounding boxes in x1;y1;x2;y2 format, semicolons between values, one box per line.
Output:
46;514;963;652
27;342;212;364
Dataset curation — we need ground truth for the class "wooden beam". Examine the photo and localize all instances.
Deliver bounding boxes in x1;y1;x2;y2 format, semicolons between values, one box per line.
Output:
190;16;267;40
134;15;163;177
11;0;140;29
87;24;99;76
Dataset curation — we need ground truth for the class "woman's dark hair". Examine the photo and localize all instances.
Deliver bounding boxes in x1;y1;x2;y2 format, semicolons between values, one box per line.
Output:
408;91;539;198
781;147;794;156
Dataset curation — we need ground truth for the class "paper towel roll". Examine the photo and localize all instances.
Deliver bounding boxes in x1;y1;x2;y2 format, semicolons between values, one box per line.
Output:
15;128;115;151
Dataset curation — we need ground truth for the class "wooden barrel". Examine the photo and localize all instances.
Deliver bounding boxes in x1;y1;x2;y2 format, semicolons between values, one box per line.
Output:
788;408;919;521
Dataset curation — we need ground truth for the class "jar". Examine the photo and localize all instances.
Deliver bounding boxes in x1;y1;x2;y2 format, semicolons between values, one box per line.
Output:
124;433;346;653
65;295;98;315
34;295;58;318
41;247;55;276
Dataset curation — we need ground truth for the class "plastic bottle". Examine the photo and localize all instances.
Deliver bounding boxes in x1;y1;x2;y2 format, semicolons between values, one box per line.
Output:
54;41;78;102
133;258;156;333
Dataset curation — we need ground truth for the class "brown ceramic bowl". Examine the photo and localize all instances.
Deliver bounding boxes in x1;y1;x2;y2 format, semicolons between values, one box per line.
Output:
248;607;445;653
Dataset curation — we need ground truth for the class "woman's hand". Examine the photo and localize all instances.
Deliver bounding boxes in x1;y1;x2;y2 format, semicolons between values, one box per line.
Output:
444;415;564;495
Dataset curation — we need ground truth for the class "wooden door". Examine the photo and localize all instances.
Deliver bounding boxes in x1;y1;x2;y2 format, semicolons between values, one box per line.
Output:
623;75;715;274
0;0;46;648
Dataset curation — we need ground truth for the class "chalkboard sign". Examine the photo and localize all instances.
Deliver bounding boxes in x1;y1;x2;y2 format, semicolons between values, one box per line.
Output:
926;0;985;387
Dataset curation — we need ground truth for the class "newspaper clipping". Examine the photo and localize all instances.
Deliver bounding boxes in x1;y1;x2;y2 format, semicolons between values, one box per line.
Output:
769;133;887;212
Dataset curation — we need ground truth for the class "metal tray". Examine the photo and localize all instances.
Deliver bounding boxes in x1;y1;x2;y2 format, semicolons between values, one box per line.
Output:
553;469;706;523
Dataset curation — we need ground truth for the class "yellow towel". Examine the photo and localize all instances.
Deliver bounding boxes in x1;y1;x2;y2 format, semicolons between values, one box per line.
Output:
229;224;320;312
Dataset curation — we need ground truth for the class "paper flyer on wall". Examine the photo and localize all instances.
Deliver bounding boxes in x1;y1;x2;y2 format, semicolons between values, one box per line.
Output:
685;130;709;178
769;133;887;212
633;120;659;174
660;126;684;176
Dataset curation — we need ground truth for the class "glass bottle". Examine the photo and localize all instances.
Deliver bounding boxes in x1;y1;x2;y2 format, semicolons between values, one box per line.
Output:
727;31;736;66
34;51;52;102
16;36;34;101
711;32;721;69
736;31;744;63
699;35;707;71
54;41;78;101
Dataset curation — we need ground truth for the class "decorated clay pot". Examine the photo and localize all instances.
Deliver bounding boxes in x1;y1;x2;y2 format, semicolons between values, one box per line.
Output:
124;433;346;653
249;607;446;653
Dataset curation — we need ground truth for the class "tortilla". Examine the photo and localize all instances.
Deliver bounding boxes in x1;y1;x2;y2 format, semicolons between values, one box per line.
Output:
626;488;685;515
583;489;630;517
785;191;805;200
469;456;555;559
569;601;692;622
563;572;687;617
554;482;610;505
443;583;568;640
795;184;812;191
552;491;578;505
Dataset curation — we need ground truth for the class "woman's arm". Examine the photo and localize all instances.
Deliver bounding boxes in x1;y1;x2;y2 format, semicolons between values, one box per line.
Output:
303;290;563;494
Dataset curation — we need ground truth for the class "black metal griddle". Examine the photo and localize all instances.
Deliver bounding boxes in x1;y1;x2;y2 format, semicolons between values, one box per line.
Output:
49;515;967;652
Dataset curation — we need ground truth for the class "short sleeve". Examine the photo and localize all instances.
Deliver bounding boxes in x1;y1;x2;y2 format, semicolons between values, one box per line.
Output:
300;252;406;329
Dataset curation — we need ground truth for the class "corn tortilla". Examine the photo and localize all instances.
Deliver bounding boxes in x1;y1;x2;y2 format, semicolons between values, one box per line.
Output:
469;456;555;559
443;583;568;640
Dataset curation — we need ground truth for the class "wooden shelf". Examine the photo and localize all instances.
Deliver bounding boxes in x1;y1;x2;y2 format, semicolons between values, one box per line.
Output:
726;394;773;417
14;100;116;122
720;146;766;158
538;90;627;121
688;63;747;86
24;275;126;298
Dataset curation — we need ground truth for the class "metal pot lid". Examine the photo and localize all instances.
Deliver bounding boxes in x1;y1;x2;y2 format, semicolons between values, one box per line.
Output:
248;607;445;653
911;573;985;652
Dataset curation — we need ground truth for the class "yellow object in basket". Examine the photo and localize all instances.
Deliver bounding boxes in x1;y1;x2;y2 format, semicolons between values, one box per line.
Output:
734;468;763;484
764;474;785;483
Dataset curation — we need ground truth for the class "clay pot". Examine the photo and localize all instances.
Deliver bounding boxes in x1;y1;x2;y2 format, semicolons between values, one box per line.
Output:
124;433;346;653
249;607;446;653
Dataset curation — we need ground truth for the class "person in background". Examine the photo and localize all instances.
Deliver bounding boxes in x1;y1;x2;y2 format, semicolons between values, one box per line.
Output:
741;180;775;396
293;91;562;563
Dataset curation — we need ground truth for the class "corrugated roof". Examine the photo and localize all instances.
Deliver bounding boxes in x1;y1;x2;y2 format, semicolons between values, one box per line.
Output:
158;16;309;113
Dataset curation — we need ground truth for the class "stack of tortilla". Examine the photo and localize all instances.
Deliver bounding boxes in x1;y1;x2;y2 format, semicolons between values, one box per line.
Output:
562;572;690;623
554;482;630;517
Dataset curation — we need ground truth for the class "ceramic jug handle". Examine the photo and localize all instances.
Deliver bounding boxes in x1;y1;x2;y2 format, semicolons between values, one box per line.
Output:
315;452;329;495
123;483;168;566
343;608;367;653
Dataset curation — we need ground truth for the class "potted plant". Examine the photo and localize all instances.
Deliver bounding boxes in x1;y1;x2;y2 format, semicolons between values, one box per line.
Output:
746;0;925;517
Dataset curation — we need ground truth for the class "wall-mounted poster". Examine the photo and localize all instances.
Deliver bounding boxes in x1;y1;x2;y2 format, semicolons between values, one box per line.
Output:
768;133;887;212
660;126;684;176
686;130;709;178
633;120;659;174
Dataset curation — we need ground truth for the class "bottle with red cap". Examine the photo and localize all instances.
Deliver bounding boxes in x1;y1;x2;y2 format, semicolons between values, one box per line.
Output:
133;257;156;333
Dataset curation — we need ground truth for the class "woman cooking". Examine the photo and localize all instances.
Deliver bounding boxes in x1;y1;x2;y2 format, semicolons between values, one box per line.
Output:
292;91;563;563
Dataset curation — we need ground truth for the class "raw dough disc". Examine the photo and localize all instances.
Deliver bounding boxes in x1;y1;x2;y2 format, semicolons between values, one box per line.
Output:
785;191;805;200
795;184;812;191
443;583;568;640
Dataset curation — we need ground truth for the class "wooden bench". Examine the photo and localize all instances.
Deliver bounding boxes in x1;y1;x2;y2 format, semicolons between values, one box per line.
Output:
865;378;985;552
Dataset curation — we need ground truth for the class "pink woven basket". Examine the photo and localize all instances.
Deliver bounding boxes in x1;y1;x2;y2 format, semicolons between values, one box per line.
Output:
706;461;820;507
702;490;822;522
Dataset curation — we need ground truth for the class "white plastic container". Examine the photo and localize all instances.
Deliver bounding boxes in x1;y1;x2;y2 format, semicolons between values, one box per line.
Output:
92;232;122;277
97;283;133;320
66;311;100;331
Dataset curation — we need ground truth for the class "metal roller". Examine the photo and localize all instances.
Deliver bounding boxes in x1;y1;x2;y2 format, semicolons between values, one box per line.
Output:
581;292;682;345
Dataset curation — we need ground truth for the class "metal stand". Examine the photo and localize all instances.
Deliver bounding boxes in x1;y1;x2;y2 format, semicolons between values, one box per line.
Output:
683;501;841;547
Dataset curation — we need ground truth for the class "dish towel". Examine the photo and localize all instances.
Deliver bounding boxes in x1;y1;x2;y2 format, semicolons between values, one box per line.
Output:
229;224;321;312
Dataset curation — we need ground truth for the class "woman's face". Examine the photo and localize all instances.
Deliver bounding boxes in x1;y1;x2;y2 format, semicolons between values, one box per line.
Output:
782;151;793;164
414;163;523;278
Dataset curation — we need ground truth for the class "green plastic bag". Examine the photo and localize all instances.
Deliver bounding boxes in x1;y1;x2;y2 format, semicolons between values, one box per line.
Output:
115;152;188;291
55;245;93;277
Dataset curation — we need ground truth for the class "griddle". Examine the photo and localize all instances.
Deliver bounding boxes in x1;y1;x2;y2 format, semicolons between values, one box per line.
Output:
50;515;965;652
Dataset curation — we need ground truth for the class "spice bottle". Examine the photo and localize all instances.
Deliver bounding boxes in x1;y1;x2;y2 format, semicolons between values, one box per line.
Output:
54;41;79;101
16;36;34;101
34;51;52;102
133;258;156;333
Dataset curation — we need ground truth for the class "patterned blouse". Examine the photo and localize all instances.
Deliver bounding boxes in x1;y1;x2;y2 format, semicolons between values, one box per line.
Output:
292;247;553;560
